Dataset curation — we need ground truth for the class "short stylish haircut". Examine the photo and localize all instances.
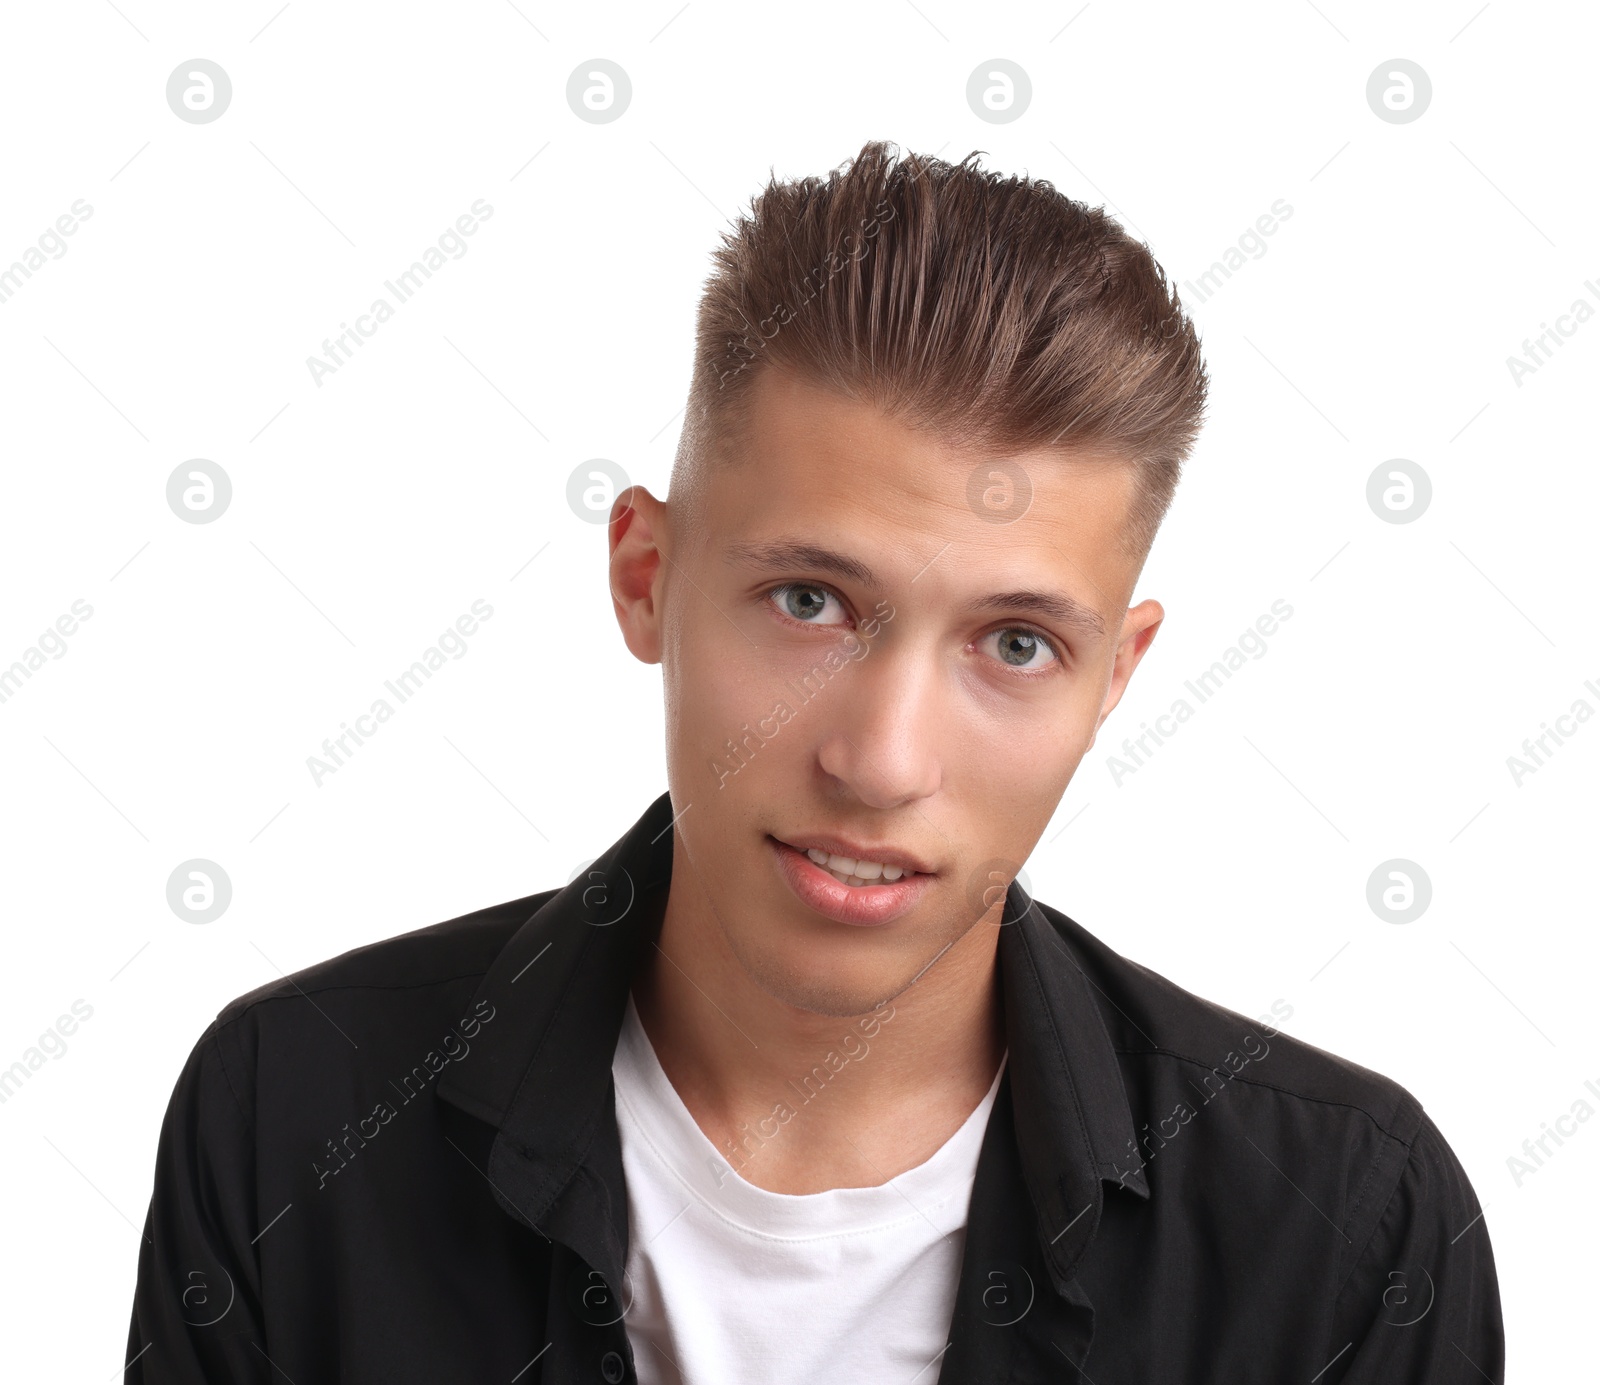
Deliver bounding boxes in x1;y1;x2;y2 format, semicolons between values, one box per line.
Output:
671;140;1208;562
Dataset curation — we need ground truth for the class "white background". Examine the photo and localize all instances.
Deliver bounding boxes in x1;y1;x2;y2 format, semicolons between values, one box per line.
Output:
1;0;1593;1376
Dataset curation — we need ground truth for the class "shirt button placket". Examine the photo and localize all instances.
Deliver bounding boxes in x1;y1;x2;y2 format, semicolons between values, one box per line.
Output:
599;1348;626;1383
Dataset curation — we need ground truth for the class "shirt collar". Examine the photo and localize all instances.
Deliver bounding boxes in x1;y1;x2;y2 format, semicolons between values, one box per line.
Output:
436;789;1149;1297
992;865;1151;1300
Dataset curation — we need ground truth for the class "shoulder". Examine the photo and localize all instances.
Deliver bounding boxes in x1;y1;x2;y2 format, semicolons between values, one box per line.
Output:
216;888;558;1029
191;888;559;1118
1030;900;1493;1294
1034;897;1423;1147
1035;899;1503;1365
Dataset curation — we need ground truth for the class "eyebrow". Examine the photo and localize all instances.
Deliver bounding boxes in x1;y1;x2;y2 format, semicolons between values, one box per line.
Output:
725;539;1108;638
977;588;1107;637
728;540;875;586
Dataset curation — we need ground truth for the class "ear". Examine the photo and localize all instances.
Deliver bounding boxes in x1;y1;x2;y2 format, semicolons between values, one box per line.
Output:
609;485;668;665
1089;598;1164;745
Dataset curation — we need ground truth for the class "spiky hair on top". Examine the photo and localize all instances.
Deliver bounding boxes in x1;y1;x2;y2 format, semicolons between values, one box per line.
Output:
672;140;1208;561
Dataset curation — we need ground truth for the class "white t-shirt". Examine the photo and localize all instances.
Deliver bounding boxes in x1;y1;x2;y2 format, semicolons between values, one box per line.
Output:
610;994;1006;1385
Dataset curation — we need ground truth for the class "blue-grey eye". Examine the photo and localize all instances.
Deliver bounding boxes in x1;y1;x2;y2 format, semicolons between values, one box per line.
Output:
775;583;844;623
990;627;1058;669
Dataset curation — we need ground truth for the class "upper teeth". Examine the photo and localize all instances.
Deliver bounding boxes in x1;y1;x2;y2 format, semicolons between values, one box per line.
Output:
805;847;911;884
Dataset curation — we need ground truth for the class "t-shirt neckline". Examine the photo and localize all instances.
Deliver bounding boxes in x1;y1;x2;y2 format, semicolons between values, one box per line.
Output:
612;992;1007;1241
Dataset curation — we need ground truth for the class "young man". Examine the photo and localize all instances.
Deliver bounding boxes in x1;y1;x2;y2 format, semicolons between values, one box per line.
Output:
127;143;1502;1383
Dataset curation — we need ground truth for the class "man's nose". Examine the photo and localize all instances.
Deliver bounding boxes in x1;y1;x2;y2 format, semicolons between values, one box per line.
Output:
813;645;944;810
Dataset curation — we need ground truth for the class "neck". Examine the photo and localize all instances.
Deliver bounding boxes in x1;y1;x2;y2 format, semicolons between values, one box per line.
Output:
629;861;1006;1195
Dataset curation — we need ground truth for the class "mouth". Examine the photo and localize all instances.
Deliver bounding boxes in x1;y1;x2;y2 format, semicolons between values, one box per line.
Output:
767;834;936;927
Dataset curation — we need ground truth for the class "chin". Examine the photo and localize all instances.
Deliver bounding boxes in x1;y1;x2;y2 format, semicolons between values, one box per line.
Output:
731;942;908;1020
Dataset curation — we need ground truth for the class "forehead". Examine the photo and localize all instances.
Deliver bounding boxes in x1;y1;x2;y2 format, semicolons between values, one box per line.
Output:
700;366;1144;610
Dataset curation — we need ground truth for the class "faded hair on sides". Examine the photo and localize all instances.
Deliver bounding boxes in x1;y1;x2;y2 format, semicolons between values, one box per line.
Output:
671;139;1208;562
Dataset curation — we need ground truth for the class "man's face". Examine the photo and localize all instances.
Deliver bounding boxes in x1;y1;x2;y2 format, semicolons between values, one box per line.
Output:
611;366;1162;1017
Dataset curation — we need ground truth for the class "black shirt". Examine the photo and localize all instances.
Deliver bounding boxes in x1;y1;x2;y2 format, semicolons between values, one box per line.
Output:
126;790;1503;1382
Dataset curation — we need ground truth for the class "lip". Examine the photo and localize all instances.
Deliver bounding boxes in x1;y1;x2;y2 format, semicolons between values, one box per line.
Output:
768;835;934;928
770;832;936;877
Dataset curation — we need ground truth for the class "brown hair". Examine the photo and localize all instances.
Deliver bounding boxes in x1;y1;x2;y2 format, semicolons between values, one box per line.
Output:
671;140;1207;561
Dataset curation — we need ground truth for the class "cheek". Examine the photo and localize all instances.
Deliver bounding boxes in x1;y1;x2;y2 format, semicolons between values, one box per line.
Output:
948;683;1100;811
664;608;803;784
1047;701;1104;788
